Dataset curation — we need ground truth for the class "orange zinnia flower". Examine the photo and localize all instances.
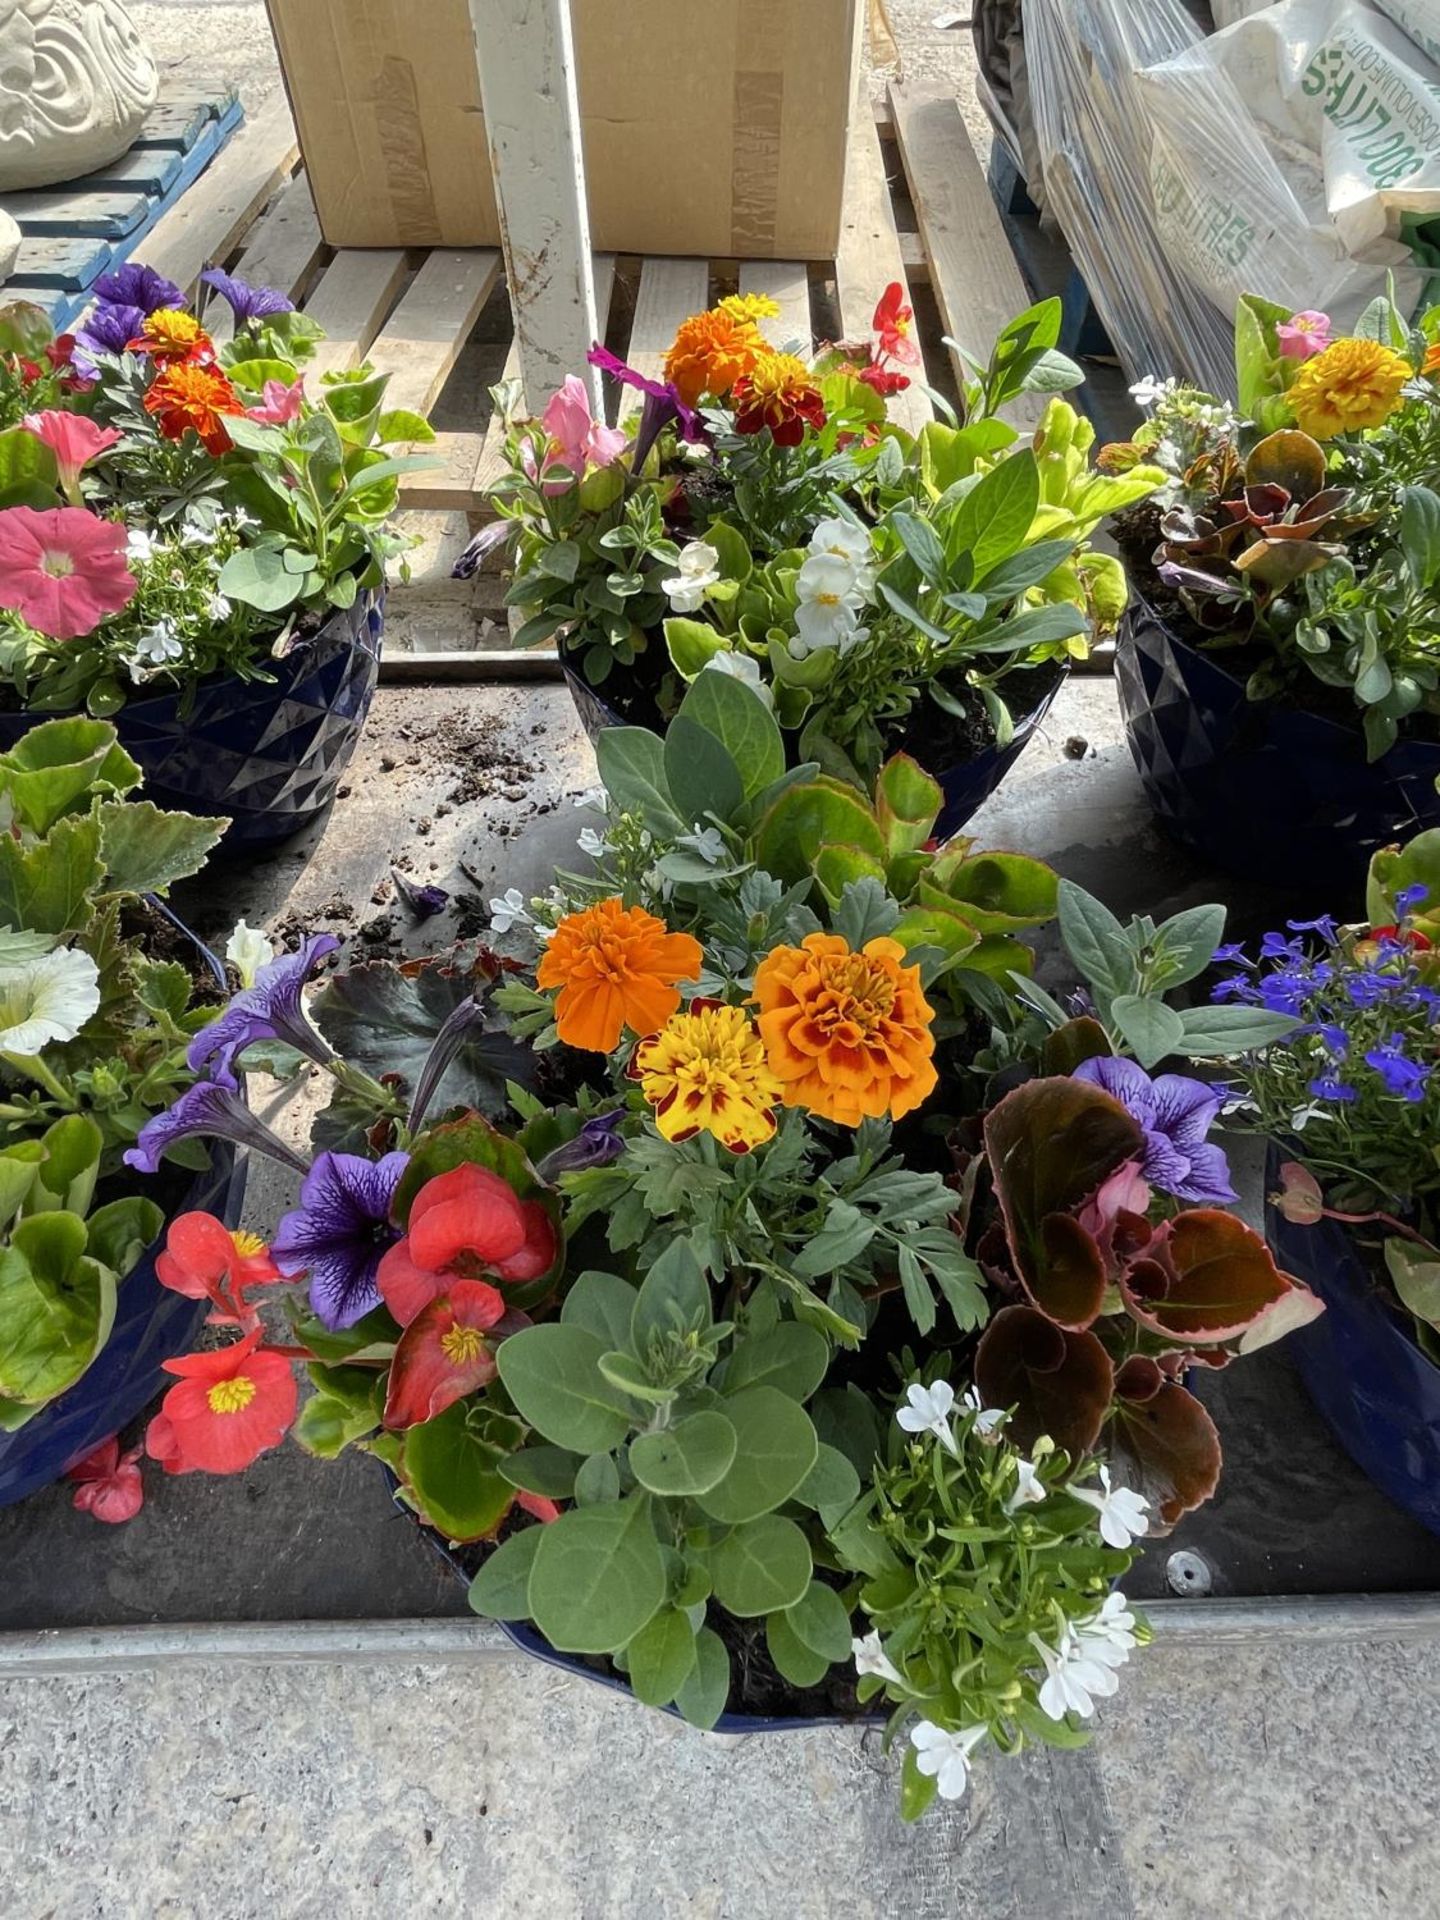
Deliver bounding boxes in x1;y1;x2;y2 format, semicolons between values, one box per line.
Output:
144;360;244;454
664;304;768;407
752;932;938;1126
731;350;827;447
537;897;704;1053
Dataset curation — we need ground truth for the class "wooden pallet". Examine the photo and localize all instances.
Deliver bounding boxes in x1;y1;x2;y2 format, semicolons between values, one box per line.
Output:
54;80;1045;674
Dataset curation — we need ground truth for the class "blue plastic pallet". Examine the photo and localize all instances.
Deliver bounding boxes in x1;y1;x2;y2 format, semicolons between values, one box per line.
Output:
5;90;245;326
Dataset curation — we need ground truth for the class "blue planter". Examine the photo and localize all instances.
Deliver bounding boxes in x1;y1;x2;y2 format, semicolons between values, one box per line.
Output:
1265;1146;1440;1537
0;1143;246;1507
0;590;384;851
562;657;1066;844
1116;593;1440;893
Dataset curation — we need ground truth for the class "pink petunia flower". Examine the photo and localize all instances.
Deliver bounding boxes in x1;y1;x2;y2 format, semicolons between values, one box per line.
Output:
244;377;305;426
22;410;122;504
522;375;628;493
0;505;136;640
65;1436;144;1524
1277;310;1333;363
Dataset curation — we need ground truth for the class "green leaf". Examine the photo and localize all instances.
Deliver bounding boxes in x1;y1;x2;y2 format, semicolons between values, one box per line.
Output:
574;1451;622;1504
498;1444;581;1498
677;667;786;801
627;1606;700;1707
376;407;437;445
1401;488;1440;588
0;424;59;510
594;726;683;835
663;714;745;831
630;1410;738;1496
765;1608;831;1688
695;1386;818;1524
468;1526;544;1620
890;510;946;584
496;1324;636;1453
30;1113;102;1213
0;1218;112;1406
217;546;304;613
401;1401;516;1542
793;1442;862;1525
785;1581;853;1662
673;1625;730;1729
98;800;225;896
952;449;1040;581
1385;1238;1440;1332
631;1237;711;1349
1056;879;1134;1000
721;1323;830;1402
1109;994;1186;1069
791;1199;878;1280
0;812;101;934
561;1269;640;1348
528;1497;667;1654
293;1365;383;1458
83;1196;162;1279
710;1514;812;1616
1152;904;1227;990
752;777;888;888
0;717;139;835
664;617;729;679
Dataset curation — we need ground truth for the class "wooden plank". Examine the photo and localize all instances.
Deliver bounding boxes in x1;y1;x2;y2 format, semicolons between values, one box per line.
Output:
739;262;813;352
140;91;299;298
6;187;148;239
379;648;561;683
9;233;110;291
365;248;502;419
301;250;410;385
619;258;709;421
204;171;324;341
837;77;931;434
888;83;1045;427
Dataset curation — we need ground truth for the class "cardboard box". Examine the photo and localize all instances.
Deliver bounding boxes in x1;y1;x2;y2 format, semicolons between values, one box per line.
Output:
263;0;861;258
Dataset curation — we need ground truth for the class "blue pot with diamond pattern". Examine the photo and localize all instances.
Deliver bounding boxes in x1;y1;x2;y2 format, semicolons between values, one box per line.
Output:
0;590;383;851
1116;593;1440;893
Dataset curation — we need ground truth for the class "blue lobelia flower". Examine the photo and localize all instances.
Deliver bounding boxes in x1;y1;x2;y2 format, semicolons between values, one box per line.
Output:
188;933;341;1089
1395;884;1431;915
123;1079;310;1176
199;267;295;324
1072;1056;1237;1205
1364;1036;1431;1103
271;1150;409;1329
1308;1074;1358;1103
93;262;185;314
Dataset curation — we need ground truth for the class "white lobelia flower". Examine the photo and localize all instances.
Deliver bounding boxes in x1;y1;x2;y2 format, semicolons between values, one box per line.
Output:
224;919;274;990
960;1386;1007;1440
896;1378;959;1456
1073;1592;1139;1672
909;1722;988;1801
133;620;184;667
700;650;774;708
1031;1625;1121;1723
1007;1454;1048;1512
676;824;725;865
852;1631;906;1690
0;947;101;1055
207;592;233;622
1128;374;1174;410
576;827;608;860
125;527;160;565
661;539;721;613
1072;1464;1151;1550
488;888;531;935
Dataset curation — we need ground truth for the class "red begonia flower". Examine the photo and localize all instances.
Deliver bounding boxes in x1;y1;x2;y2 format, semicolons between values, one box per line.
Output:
152;1328;297;1473
382;1278;507;1430
873;282;921;366
156;1210;282;1328
516;1491;562;1524
65;1436;144;1523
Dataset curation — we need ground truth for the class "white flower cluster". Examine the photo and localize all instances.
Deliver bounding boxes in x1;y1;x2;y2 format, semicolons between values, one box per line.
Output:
789;517;875;661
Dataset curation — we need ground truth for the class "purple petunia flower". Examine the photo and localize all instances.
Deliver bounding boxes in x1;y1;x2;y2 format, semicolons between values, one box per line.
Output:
271;1150;409;1330
536;1109;628;1180
1073;1056;1237;1205
123;1080;310;1177
200;267;295;325
188;933;341;1089
73;300;146;371
1364;1036;1431;1103
587;341;704;471
390;868;449;920
93;263;185;315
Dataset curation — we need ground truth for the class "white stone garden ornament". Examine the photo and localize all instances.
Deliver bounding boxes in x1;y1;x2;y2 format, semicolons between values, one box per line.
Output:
0;0;158;193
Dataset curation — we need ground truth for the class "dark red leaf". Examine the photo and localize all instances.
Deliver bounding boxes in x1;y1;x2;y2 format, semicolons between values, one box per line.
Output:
974;1303;1115;1454
1111;1381;1222;1527
1119;1210;1306;1347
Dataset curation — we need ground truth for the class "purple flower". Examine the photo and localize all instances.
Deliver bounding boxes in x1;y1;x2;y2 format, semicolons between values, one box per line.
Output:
1260;931;1306;963
73;301;146;370
271;1150;409;1329
1364;1036;1430;1103
1315;1023;1349;1056
93;263;184;315
536;1109;628;1180
1395;884;1430;915
1344;969;1396;1010
188;933;341;1089
1308;1074;1358;1103
200;267;295;325
123;1080;309;1177
1073;1056;1237;1205
390;869;449;920
587;341;703;471
1257;971;1311;1017
406;994;491;1132
1286;915;1339;942
1211;942;1248;966
451;519;513;581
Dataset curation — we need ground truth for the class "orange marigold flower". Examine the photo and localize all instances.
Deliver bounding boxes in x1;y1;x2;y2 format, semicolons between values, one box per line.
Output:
1288;337;1411;439
718;291;780;325
537;897;704;1054
752;932;938;1126
127;307;215;365
731;350;827;447
664;305;767;407
631;1000;782;1153
143;360;244;455
1423;340;1440;379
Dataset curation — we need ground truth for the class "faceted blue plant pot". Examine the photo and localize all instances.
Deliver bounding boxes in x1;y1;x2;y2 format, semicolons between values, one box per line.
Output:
1265;1146;1440;1538
0;1143;247;1508
1116;593;1440;895
562;658;1067;844
0;589;384;852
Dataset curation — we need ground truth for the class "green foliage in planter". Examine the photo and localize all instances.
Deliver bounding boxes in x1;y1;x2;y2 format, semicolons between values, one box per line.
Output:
470;1239;854;1727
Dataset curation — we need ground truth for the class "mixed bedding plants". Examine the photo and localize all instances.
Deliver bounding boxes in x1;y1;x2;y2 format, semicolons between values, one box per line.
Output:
113;670;1318;1819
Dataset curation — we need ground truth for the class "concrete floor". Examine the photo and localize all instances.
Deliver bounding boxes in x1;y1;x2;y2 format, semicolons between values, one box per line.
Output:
3;8;1438;1919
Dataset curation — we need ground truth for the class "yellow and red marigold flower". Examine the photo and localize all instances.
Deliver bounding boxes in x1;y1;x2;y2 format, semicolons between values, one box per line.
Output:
537;896;703;1054
631;1000;783;1153
731;350;827;447
1288;337;1411;439
664;304;768;407
753;932;938;1126
143;359;244;455
126;307;215;365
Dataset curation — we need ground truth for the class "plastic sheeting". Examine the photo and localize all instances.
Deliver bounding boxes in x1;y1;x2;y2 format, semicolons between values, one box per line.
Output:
1029;0;1440;393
